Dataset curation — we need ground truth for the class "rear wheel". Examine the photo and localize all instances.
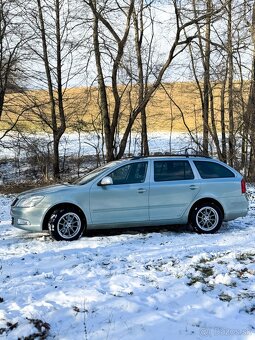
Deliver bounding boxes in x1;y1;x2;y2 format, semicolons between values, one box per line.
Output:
48;208;85;241
190;203;223;234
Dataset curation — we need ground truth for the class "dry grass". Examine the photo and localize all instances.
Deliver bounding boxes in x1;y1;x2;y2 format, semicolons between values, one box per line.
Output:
1;81;249;133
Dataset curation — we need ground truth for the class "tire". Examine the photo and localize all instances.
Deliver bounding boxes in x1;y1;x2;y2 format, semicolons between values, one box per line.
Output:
190;203;223;234
48;208;85;241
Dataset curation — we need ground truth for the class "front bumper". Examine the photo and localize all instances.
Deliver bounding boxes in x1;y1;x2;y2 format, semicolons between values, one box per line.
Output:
11;206;46;232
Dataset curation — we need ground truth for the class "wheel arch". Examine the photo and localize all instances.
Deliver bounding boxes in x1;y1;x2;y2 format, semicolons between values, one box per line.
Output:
188;198;224;223
42;202;87;231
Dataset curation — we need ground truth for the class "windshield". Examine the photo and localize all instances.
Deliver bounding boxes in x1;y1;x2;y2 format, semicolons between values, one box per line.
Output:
74;161;120;185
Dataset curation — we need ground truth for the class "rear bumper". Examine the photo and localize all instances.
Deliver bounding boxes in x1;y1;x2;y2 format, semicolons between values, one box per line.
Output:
223;195;249;221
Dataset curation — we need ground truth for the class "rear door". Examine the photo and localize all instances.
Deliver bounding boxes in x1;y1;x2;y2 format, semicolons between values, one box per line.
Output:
149;159;200;221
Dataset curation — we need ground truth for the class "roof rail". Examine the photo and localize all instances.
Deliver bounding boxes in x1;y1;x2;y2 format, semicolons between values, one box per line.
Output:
126;147;212;160
129;153;212;160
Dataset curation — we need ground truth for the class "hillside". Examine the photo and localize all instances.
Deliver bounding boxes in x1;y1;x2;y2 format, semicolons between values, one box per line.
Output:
1;82;248;133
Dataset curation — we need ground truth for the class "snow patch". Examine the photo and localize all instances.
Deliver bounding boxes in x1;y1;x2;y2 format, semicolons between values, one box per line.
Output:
0;191;255;339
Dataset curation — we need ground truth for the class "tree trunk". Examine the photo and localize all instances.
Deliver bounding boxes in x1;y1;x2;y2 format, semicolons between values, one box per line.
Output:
141;107;149;156
220;74;227;162
53;135;60;179
202;0;211;156
133;1;149;156
37;0;67;179
92;14;112;161
246;1;255;180
209;86;222;159
227;0;235;167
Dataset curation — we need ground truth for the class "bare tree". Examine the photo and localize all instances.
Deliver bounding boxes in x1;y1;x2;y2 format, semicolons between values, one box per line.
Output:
88;0;135;161
132;0;150;156
244;0;255;179
227;0;235;166
85;0;226;161
23;0;85;179
0;0;25;119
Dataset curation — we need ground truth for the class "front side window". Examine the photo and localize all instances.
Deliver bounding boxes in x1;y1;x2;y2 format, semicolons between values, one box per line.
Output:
154;160;194;182
109;162;148;185
194;161;235;179
75;161;120;185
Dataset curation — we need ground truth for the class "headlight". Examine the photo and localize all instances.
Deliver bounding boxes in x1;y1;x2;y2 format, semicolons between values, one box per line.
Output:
17;196;44;208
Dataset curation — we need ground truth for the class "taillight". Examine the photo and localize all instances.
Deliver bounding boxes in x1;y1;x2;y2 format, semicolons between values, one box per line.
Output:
241;179;246;194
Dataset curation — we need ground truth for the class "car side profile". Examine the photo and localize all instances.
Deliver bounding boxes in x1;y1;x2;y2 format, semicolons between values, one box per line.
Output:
11;156;249;241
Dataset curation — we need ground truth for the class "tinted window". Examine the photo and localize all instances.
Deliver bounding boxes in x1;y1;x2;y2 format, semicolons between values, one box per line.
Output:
194;161;235;178
154;160;194;182
109;162;147;185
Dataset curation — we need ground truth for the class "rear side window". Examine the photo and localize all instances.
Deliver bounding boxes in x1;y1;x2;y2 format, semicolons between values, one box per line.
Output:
194;161;235;178
154;160;194;182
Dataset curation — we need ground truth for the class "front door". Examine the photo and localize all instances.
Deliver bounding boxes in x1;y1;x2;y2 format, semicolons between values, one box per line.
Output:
90;161;149;226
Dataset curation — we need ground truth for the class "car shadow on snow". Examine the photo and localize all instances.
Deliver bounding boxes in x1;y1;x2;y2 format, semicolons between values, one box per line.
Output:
9;224;194;242
85;224;194;237
84;221;243;238
7;220;240;242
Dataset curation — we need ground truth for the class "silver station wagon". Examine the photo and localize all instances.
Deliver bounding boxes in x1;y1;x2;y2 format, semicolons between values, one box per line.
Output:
11;156;248;241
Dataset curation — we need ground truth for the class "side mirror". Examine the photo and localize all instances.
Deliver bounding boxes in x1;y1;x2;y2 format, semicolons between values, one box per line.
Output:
99;176;113;186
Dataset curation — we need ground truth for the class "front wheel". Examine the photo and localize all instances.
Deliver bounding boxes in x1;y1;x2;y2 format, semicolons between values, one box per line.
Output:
48;208;85;241
190;203;223;234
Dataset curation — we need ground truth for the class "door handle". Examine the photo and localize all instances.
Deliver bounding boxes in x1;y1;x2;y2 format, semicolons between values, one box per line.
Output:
189;185;198;190
137;188;147;194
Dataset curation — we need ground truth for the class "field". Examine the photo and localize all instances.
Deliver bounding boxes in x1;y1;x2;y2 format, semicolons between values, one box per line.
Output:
0;189;255;339
1;81;247;134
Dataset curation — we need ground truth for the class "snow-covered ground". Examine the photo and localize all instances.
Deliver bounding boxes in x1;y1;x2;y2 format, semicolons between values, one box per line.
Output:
0;132;198;159
0;190;255;340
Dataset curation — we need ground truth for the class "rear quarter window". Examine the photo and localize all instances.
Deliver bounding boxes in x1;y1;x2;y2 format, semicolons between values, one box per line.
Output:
194;161;235;179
